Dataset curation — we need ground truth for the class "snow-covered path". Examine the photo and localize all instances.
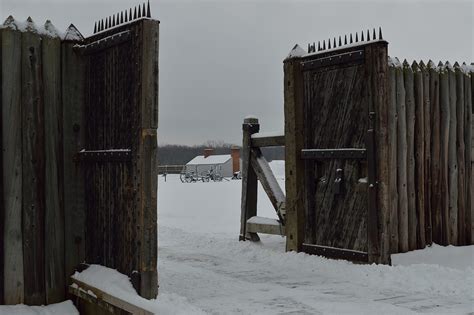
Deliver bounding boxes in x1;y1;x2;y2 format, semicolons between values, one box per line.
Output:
158;171;474;314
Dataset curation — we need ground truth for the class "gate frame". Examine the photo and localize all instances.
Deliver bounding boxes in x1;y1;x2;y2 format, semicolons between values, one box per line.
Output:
283;38;391;265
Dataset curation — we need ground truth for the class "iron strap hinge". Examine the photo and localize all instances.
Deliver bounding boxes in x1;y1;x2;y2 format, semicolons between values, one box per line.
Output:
301;148;367;160
301;50;365;71
75;149;132;163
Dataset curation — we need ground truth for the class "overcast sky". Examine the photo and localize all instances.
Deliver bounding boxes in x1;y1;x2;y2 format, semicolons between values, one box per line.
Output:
2;0;473;145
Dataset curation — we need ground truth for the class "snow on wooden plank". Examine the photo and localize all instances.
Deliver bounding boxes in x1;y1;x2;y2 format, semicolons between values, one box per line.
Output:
247;216;285;236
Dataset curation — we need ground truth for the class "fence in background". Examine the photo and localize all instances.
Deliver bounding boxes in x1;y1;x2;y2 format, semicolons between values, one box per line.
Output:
387;59;473;253
158;165;184;174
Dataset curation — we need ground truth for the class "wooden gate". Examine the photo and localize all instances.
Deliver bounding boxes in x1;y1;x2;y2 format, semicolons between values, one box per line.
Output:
284;30;391;264
75;13;159;298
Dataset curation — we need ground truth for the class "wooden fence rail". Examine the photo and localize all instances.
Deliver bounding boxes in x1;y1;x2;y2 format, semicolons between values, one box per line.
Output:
388;58;473;253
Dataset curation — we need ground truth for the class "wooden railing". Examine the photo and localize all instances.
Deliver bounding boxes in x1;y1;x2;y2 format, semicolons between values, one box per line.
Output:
239;117;286;241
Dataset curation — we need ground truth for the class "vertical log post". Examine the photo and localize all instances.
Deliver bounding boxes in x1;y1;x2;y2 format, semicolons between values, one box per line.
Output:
454;63;465;245
42;22;65;304
21;19;46;305
1;19;24;305
239;117;260;242
395;58;409;252
283;47;305;252
465;66;473;244
447;63;458;245
404;60;417;251
62;25;85;286
413;61;425;249
421;61;433;246
388;60;399;253
439;62;450;245
429;61;442;244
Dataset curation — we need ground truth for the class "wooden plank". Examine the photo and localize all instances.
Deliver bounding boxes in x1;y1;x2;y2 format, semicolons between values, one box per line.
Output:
420;61;432;246
395;61;409;252
250;147;285;221
388;63;399;253
250;134;285;147
240;118;260;242
403;60;417;251
42;26;65;304
429;62;442;244
70;278;153;315
439;63;450;245
455;64;465;245
283;53;305;252
138;19;159;299
1;25;24;305
0;25;3;306
62;28;86;285
301;244;368;263
21;24;46;305
247;216;285;236
301;148;366;160
413;61;425;249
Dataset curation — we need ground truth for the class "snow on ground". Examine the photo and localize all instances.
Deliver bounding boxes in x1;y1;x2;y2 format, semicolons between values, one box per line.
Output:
158;161;474;314
0;301;78;315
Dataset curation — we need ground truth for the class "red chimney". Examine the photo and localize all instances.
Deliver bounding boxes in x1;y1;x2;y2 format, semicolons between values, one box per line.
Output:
204;148;214;158
231;146;240;173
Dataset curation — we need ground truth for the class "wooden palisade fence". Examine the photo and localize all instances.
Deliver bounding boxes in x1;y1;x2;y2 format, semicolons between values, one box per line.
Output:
242;28;473;265
0;2;159;308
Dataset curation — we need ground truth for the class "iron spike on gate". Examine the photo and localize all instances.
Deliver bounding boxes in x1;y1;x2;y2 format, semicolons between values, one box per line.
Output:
372;28;376;40
361;30;364;41
338;36;342;47
93;1;152;33
379;27;383;40
328;38;331;49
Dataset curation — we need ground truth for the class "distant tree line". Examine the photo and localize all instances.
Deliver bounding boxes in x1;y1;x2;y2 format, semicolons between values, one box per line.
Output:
158;141;284;165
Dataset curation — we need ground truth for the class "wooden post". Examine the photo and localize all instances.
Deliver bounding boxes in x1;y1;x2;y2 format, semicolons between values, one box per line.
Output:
1;21;24;305
420;61;432;246
454;63;465;245
395;59;409;252
404;60;417;251
42;22;65;304
388;61;398;253
439;62;450;245
61;25;85;286
413;61;425;249
283;46;305;252
239;117;260;242
465;67;473;244
447;63;458;245
429;61;442;244
21;20;46;305
138;19;159;299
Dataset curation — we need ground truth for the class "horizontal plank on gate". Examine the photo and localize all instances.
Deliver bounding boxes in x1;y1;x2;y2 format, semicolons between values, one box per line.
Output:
301;148;367;160
76;149;132;162
247;216;285;236
250;134;285;147
301;244;369;263
74;30;131;55
69;278;153;315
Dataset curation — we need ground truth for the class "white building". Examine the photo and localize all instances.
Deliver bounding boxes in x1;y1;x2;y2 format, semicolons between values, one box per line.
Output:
185;148;240;178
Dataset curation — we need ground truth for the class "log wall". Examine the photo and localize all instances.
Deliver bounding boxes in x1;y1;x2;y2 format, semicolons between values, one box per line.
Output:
388;58;473;253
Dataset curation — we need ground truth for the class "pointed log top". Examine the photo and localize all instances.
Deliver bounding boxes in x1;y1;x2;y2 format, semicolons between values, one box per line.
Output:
402;59;410;67
427;60;435;68
43;19;60;38
286;44;306;59
453;61;460;68
411;60;419;71
419;60;426;68
445;61;454;71
2;15;18;29
25;16;37;31
63;23;84;42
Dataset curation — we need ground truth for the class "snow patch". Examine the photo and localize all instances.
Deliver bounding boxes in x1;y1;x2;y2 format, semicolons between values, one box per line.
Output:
0;301;78;315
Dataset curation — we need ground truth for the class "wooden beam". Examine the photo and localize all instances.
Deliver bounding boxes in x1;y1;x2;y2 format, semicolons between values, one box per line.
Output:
247;216;285;236
455;64;465;245
250;147;286;222
301;244;369;263
447;64;458;245
283;52;305;252
69;278;153;315
240;117;260;242
250;134;285;147
439;65;450;245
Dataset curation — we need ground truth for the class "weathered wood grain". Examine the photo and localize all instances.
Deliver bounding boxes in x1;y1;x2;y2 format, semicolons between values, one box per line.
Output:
421;61;433;246
21;26;46;305
396;62;409;252
251;135;285;147
42;29;65;304
240;117;260;242
465;69;473;244
439;63;450;245
388;64;399;253
283;55;305;252
404;61;417;251
1;26;24;305
61;31;85;286
447;64;458;245
455;64;465;245
413;61;425;248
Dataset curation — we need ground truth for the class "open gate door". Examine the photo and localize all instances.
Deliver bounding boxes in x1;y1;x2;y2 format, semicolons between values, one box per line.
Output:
75;17;159;298
285;35;390;264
